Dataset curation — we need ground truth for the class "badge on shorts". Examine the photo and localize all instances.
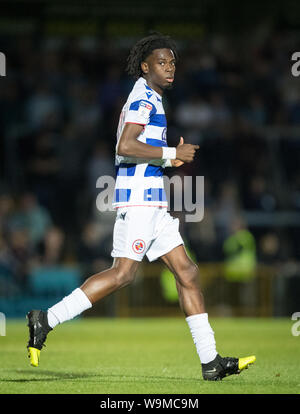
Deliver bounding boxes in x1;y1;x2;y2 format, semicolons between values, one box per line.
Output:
132;239;146;254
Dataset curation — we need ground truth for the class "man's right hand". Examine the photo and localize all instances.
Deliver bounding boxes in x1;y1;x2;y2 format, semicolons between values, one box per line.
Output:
176;140;200;163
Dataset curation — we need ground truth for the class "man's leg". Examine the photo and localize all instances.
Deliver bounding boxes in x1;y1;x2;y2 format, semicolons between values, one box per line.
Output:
159;244;256;380
80;257;140;303
27;257;140;366
47;257;140;328
159;244;217;363
160;245;205;316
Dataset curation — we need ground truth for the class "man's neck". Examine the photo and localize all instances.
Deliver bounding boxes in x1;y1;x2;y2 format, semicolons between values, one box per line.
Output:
142;76;163;97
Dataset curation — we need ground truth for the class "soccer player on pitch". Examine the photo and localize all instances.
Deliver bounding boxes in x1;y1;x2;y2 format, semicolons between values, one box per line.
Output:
26;33;255;380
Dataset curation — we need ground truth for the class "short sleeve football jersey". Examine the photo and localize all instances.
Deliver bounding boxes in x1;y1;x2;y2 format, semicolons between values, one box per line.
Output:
113;77;169;209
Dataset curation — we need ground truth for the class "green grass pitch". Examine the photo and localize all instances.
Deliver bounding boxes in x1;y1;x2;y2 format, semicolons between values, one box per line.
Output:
0;317;299;394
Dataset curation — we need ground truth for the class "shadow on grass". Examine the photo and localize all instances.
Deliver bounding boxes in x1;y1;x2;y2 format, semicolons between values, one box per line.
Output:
0;369;100;382
1;369;296;393
0;369;199;384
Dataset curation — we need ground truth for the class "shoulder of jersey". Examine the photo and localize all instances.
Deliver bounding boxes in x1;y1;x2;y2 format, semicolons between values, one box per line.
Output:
131;82;161;105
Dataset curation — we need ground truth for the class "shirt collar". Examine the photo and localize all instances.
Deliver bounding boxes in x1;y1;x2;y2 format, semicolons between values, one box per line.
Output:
138;77;162;100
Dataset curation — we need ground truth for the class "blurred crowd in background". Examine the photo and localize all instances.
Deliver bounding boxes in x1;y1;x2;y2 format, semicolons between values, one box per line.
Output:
1;24;300;305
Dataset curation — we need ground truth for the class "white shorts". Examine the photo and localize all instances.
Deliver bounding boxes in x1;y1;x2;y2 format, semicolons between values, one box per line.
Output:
111;206;184;262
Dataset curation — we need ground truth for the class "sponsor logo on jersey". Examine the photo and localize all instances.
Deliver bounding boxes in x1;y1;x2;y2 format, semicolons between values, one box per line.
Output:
140;101;152;110
137;100;153;121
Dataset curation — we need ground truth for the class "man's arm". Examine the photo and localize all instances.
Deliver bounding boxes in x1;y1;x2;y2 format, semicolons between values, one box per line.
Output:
117;123;163;159
117;123;199;163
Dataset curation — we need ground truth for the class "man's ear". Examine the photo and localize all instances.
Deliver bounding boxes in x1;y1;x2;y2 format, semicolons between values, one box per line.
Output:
141;61;148;75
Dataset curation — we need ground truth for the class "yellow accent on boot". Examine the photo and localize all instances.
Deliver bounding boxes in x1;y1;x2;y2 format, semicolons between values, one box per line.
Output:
238;355;256;371
28;347;40;367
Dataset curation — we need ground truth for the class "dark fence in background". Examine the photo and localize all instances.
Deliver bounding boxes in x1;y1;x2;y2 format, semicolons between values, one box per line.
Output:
1;260;299;318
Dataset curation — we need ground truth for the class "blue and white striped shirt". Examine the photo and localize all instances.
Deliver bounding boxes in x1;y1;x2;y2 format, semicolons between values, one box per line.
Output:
113;77;169;209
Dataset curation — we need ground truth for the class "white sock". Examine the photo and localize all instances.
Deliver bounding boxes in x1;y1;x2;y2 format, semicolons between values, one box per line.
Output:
47;288;92;329
186;313;218;364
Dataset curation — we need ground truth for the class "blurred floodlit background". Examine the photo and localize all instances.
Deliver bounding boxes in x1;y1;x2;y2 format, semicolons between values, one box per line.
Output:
0;0;300;318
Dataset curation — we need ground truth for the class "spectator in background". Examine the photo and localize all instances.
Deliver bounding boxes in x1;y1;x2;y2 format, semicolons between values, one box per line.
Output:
98;64;123;137
25;81;64;131
223;215;257;283
77;220;112;276
240;94;267;127
0;194;32;293
29;225;81;299
86;140;115;198
40;50;66;94
4;227;34;291
98;65;123;116
1;27;300;275
8;192;52;248
0;79;24;134
290;171;300;211
35;226;66;266
244;176;277;211
66;81;101;135
222;215;257;316
0;232;16;296
185;177;218;261
190;52;219;94
26;130;61;214
187;206;218;262
56;122;93;236
175;94;214;144
209;92;232;129
278;66;300;125
0;192;15;234
214;180;241;244
258;232;281;265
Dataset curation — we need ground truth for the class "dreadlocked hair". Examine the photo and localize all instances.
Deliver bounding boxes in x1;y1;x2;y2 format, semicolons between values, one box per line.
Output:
126;32;178;80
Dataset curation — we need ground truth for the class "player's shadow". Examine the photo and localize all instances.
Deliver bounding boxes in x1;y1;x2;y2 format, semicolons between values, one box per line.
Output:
1;369;99;382
1;369;197;383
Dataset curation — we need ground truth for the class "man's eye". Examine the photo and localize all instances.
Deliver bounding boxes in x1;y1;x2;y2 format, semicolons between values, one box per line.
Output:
159;62;165;65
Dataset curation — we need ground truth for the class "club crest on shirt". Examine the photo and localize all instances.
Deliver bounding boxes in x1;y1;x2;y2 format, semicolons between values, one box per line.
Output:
162;127;167;143
132;239;146;254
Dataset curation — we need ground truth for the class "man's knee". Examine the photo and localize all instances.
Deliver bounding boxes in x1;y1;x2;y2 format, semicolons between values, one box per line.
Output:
113;260;138;288
175;261;200;288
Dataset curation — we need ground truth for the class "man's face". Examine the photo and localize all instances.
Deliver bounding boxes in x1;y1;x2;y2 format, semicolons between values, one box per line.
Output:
141;48;176;93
